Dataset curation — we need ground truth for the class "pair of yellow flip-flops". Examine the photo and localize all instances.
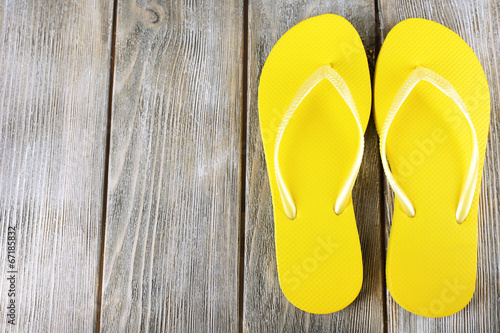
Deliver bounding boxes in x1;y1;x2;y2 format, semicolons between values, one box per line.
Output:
258;14;490;317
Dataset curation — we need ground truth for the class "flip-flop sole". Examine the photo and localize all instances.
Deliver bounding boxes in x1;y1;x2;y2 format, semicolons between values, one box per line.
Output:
374;18;490;317
259;14;371;314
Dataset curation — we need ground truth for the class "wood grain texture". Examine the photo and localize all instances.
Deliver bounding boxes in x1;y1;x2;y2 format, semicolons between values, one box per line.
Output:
99;1;243;332
0;0;113;332
243;1;384;331
378;0;500;331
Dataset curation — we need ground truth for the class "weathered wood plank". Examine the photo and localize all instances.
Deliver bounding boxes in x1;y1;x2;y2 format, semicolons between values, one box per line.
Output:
0;0;113;331
243;1;384;331
378;0;500;331
99;1;243;332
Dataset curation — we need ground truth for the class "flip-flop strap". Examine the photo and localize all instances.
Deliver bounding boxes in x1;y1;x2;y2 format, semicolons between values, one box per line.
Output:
380;67;479;223
274;65;364;220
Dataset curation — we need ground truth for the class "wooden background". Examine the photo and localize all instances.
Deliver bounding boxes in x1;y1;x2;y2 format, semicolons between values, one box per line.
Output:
0;0;498;332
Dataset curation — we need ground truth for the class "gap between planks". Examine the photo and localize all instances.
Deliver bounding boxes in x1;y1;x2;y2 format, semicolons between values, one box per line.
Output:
238;0;250;333
373;0;389;332
96;0;119;331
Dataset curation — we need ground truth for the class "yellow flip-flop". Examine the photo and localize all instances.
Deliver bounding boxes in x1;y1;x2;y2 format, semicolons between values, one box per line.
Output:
374;18;490;317
258;14;371;314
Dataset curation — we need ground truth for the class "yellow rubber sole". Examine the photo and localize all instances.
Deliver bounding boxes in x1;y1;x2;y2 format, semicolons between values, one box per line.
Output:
374;18;490;317
259;14;371;314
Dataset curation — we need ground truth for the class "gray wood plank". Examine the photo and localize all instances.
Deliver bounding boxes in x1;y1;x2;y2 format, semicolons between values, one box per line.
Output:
378;0;500;331
243;1;384;331
99;1;243;332
0;1;113;332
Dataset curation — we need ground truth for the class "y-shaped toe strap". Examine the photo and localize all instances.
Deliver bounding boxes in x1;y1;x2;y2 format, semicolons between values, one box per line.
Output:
379;67;479;223
274;65;364;220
